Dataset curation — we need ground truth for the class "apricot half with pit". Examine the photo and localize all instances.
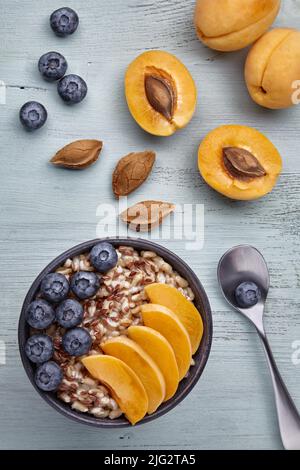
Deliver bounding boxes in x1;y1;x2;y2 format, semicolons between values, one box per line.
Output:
125;50;197;136
194;0;281;52
198;125;282;201
245;28;300;109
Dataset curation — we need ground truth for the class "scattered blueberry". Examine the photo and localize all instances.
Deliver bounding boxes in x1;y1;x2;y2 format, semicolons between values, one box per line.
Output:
50;7;79;37
62;327;92;356
56;298;84;328
40;273;70;304
235;281;261;309
25;334;54;364
35;361;63;391
70;271;100;300
26;299;55;329
90;242;118;273
19;101;47;131
57;74;87;104
38;51;68;82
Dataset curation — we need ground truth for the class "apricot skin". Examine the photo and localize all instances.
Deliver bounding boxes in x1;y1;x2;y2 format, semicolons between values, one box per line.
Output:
194;0;281;52
245;28;300;109
125;50;197;137
198;125;282;201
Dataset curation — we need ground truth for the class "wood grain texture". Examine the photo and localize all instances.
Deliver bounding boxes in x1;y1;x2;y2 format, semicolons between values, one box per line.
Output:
0;0;300;450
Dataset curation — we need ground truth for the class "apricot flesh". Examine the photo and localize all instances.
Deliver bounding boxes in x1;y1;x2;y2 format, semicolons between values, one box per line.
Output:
194;0;281;52
101;336;166;414
144;283;203;354
245;28;300;109
128;326;179;401
198;125;282;201
141;304;192;380
125;50;197;136
81;355;148;425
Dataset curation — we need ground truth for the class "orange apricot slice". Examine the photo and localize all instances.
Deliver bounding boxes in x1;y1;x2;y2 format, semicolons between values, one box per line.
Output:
81;355;148;425
144;283;203;354
141;304;192;380
101;336;166;414
128;325;179;401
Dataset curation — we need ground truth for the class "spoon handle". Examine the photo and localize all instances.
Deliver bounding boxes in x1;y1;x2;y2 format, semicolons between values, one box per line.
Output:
258;331;300;450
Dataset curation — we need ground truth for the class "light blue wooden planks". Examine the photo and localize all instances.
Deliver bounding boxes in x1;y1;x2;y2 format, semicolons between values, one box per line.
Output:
0;0;299;450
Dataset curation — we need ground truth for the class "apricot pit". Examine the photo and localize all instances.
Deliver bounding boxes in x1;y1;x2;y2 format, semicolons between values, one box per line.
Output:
125;51;197;136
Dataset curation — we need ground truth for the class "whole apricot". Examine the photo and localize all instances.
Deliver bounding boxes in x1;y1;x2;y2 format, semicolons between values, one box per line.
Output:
198;125;282;201
125;51;197;137
245;28;300;109
194;0;281;52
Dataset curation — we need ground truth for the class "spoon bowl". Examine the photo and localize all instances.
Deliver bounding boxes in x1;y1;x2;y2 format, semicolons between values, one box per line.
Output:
218;245;269;324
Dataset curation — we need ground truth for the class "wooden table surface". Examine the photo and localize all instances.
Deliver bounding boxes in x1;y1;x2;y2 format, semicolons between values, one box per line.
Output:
0;0;300;450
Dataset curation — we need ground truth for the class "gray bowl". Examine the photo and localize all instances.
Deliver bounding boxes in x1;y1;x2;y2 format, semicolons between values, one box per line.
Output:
18;238;213;428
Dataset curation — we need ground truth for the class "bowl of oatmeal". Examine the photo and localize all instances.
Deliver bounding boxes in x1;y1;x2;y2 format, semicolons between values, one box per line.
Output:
19;238;212;427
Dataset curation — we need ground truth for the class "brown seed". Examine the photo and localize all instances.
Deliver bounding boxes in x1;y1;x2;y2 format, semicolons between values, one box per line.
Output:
145;74;175;121
223;147;267;180
112;151;156;198
120;200;175;232
50;140;103;169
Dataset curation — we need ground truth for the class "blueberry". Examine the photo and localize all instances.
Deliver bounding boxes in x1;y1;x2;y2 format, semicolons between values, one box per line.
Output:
235;281;261;309
90;242;118;273
26;299;55;329
40;273;70;304
62;327;92;356
57;74;87;104
35;361;63;392
38;51;68;82
50;7;79;37
25;334;54;364
19;101;47;131
70;271;100;300
56;298;84;328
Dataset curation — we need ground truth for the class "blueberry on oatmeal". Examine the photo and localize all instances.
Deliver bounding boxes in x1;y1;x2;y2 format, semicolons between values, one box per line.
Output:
56;298;84;328
62;327;92;356
90;242;118;273
35;361;63;392
26;299;55;329
25;334;54;364
40;273;70;304
70;271;100;300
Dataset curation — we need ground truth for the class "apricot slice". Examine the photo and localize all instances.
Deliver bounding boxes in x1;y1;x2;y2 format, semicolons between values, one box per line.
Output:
245;28;300;109
194;0;281;52
198;125;282;201
128;326;179;401
101;336;166;414
141;304;192;380
144;283;203;354
81;355;148;425
125;50;197;137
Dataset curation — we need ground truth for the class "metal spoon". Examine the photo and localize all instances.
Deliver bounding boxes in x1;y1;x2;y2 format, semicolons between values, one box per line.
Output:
217;245;300;450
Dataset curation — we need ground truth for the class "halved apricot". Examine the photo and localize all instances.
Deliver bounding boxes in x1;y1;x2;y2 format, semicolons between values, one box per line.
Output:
81;355;148;425
101;336;166;414
144;283;203;354
141;304;192;380
198;125;282;200
128;326;179;401
125;50;197;136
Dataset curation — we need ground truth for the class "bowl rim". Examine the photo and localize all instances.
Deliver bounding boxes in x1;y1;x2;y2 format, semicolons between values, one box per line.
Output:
18;237;213;428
